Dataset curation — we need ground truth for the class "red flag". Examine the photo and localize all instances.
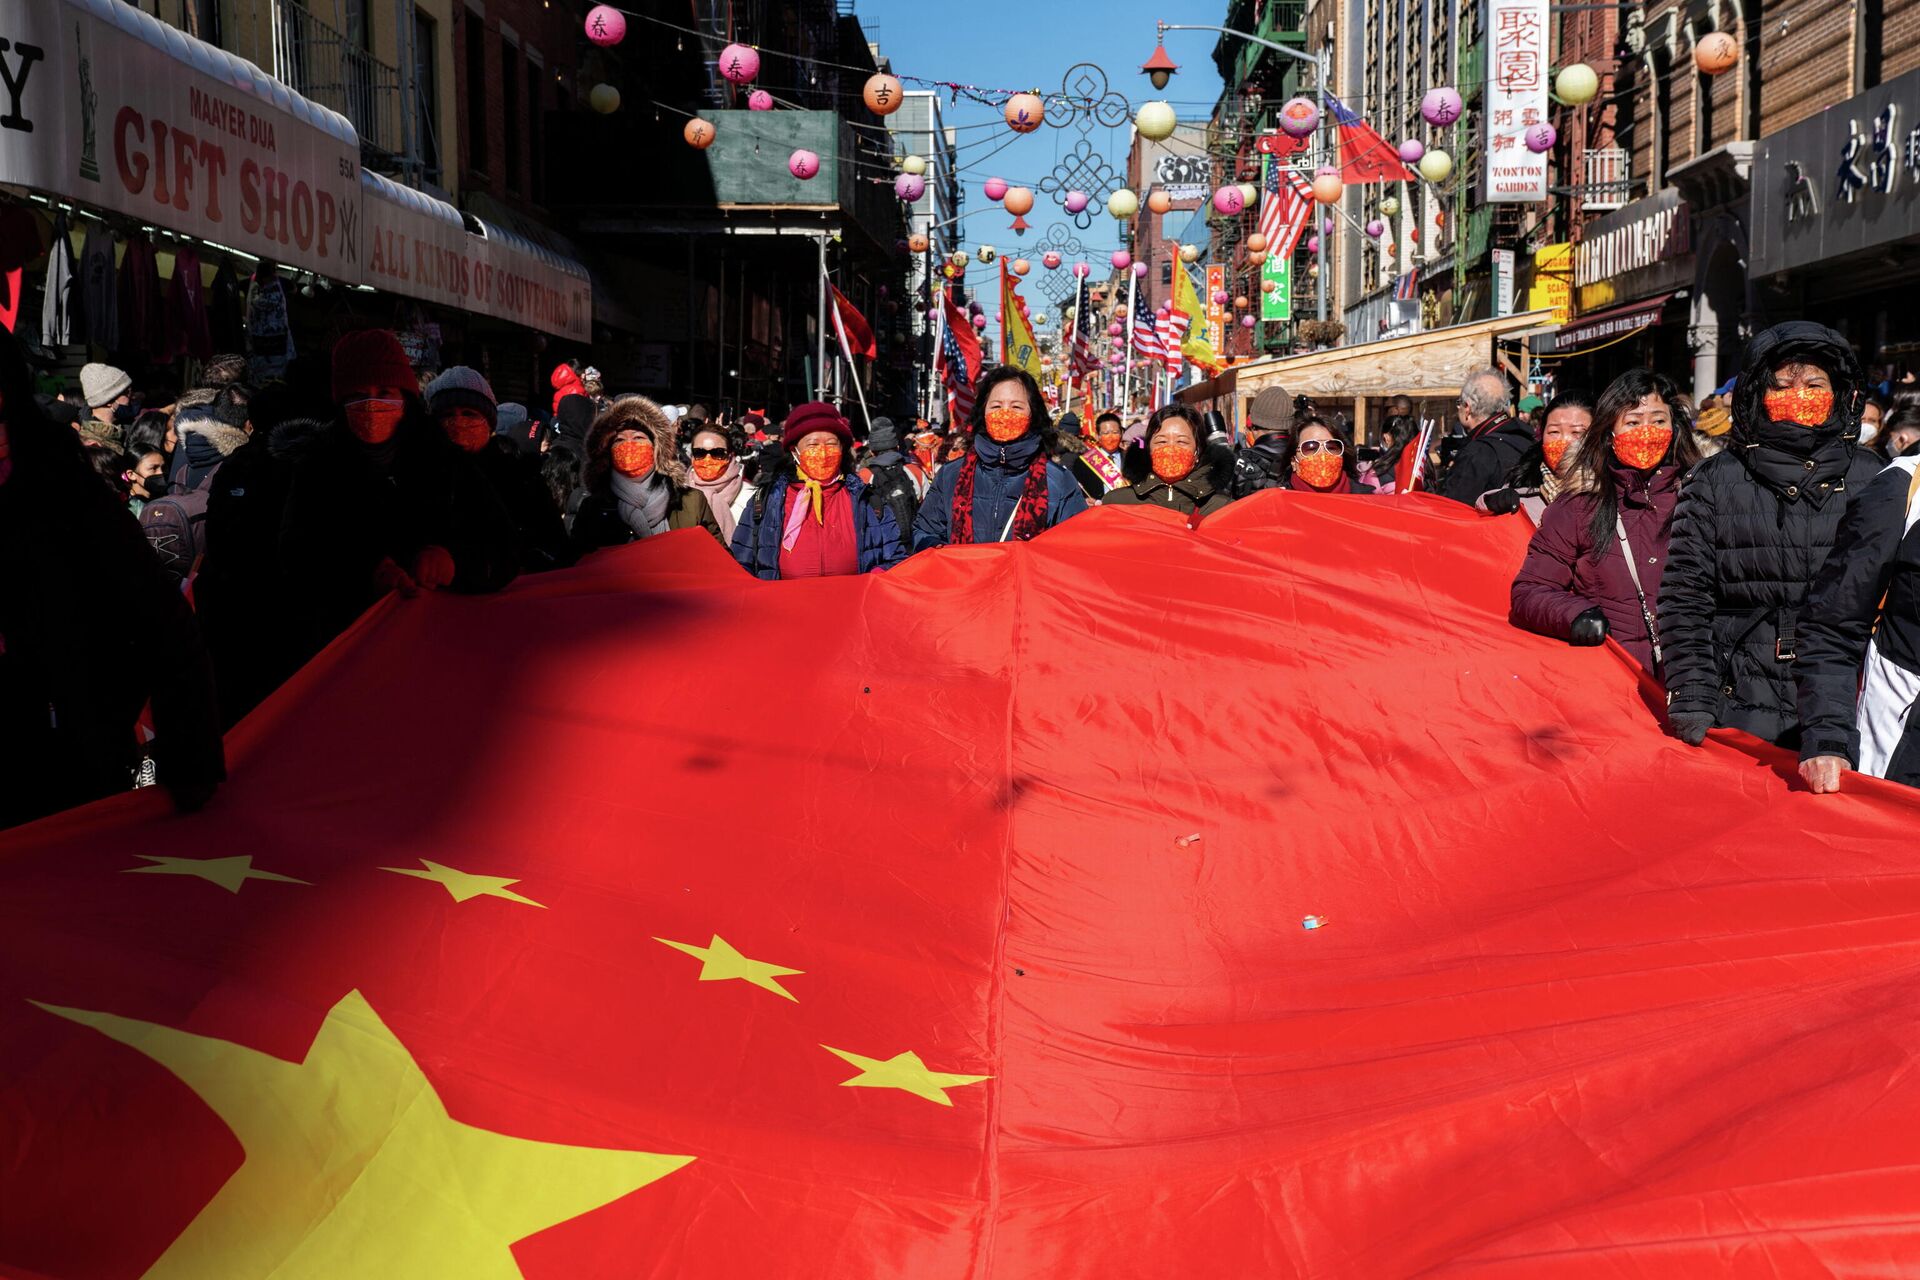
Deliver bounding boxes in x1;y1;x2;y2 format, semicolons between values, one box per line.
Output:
829;285;875;360
4;500;1920;1275
1394;418;1436;494
1324;91;1418;184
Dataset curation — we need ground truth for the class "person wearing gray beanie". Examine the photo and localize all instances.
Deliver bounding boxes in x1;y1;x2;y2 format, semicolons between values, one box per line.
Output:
424;365;497;453
865;416;901;457
77;362;133;451
495;402;534;452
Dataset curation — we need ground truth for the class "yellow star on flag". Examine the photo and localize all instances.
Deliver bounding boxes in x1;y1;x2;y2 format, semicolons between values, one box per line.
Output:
380;859;544;908
32;990;692;1278
821;1045;991;1107
655;934;803;1001
125;855;309;894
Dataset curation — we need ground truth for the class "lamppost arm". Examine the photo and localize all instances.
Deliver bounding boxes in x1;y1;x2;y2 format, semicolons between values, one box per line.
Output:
1156;20;1321;67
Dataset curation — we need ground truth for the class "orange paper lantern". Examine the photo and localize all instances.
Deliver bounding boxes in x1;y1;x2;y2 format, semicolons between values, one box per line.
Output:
863;74;904;115
1694;31;1738;74
908;232;929;253
1244;231;1268;253
1147;190;1173;214
1247;249;1267;266
1005;92;1045;133
683;118;716;149
1003;186;1036;216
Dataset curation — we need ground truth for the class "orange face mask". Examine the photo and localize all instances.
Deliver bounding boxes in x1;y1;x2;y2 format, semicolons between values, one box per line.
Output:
984;405;1030;443
691;456;730;481
796;439;843;483
1097;431;1123;451
1764;385;1835;428
1150;439;1197;481
344;398;405;445
610;437;654;477
1611;423;1673;470
1294;450;1344;489
1541;437;1572;471
440;410;492;454
913;439;938;468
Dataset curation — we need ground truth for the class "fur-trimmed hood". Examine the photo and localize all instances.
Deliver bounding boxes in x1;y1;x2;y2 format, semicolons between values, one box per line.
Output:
583;394;687;490
267;415;338;463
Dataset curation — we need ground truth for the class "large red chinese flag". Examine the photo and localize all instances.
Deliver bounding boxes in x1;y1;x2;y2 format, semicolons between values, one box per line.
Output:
5;495;1920;1277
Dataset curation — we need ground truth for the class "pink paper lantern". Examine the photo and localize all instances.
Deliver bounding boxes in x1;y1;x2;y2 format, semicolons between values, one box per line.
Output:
1065;191;1090;214
719;43;760;84
747;89;773;111
1525;123;1557;153
972;313;988;330
584;5;625;46
894;173;926;200
788;149;820;180
1398;138;1425;163
1241;314;1257;328
1111;250;1131;269
1131;261;1148;277
1365;218;1385;238
1212;289;1229;305
1107;322;1124;337
1420;87;1462;125
984;177;1009;202
1072;263;1092;278
1213;185;1245;215
1307;235;1320;253
1043;252;1063;269
1322;216;1335;234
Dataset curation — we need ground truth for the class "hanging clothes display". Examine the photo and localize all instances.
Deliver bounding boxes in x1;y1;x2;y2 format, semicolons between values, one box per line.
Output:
79;224;118;352
118;232;164;362
244;268;294;382
163;244;212;363
207;260;244;354
39;214;77;348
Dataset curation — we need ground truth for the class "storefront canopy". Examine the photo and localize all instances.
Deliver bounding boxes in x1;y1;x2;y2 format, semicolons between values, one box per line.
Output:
1227;308;1558;401
1556;293;1677;348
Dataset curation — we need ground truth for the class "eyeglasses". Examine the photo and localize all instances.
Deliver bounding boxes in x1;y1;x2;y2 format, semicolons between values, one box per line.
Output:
1296;439;1345;455
689;447;731;460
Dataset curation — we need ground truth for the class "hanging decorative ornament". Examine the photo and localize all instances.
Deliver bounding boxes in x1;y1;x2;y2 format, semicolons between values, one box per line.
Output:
1262;279;1278;294
1107;321;1125;337
1247;249;1267;265
1212;185;1245;215
1043;251;1063;269
1417;149;1454;183
584;5;626;46
718;43;760;84
1011;215;1031;235
1111;250;1132;270
788;149;820;180
1003;186;1035;216
1420;87;1463;125
904;156;931;177
1380;195;1401;217
747;89;774;111
977;245;997;264
1409;228;1420;243
1132;261;1148;277
1322;216;1335;233
1073;263;1092;278
908;233;930;253
894;173;925;201
972;313;988;330
1147;189;1173;214
1012;258;1031;276
1365;218;1385;238
1311;167;1345;204
1525;123;1557;153
1308;262;1320;278
1307;234;1320;253
1233;294;1250;308
1212;289;1229;305
589;83;621;114
1237;182;1259;208
983;176;1009;202
968;300;985;315
1694;31;1739;74
1066;190;1092;214
1135;101;1178;141
1244;232;1269;253
1398;139;1426;163
683;117;715;148
1241;314;1257;328
864;74;904;116
1179;243;1201;262
953;252;972;268
1279;97;1321;137
1106;189;1139;218
1555;63;1600;105
1005;92;1046;132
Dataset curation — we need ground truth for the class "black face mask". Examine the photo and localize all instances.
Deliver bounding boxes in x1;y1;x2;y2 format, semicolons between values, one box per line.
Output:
140;477;171;500
112;402;141;426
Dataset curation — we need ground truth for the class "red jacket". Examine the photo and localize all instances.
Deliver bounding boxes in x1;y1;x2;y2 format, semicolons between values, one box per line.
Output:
550;365;586;415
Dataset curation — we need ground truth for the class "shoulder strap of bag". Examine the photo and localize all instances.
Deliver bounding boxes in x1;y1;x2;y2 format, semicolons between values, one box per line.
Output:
1614;514;1663;670
1872;462;1920;636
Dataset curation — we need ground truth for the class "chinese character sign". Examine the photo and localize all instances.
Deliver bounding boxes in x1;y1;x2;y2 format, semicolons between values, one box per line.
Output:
1484;0;1549;202
1260;251;1291;323
1206;264;1226;353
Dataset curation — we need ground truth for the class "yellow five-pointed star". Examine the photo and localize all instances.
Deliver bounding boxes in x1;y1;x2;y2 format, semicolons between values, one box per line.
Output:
33;990;691;1279
380;859;544;908
655;934;804;1001
821;1045;991;1107
125;855;310;894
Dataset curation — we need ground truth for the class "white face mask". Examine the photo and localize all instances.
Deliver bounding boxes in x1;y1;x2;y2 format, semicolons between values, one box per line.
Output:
1861;418;1881;445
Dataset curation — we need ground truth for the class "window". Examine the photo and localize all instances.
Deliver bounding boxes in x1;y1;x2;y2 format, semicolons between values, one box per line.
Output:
527;57;544;201
413;8;441;184
464;11;488;177
501;38;520;192
1856;0;1883;91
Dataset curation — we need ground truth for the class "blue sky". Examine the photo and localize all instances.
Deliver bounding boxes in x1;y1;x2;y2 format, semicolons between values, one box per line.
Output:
858;0;1226;273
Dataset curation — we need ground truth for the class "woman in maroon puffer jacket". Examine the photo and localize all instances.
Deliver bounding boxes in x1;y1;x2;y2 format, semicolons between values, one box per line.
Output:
1510;369;1704;672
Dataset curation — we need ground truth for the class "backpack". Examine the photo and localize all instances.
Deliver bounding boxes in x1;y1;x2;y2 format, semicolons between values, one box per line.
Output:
140;487;210;582
862;463;921;536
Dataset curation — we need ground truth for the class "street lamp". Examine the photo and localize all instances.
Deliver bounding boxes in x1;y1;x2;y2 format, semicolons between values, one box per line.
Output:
1141;42;1179;91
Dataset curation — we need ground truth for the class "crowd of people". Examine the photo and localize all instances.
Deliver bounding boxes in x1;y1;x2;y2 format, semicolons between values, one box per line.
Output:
3;315;1916;831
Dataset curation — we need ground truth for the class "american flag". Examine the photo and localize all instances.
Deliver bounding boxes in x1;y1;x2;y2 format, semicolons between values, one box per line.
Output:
1256;157;1316;261
1069;273;1098;383
935;293;981;421
1156;311;1180;374
1131;288;1165;360
1394;267;1420;301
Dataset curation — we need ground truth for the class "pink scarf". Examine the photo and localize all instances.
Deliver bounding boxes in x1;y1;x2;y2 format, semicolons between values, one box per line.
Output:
687;459;747;543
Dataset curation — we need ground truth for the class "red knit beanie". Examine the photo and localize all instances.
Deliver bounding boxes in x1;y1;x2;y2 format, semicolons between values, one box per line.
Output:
781;401;853;451
332;329;421;403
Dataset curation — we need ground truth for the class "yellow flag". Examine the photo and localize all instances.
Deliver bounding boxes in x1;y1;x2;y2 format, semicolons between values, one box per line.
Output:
1000;261;1044;381
1170;255;1219;371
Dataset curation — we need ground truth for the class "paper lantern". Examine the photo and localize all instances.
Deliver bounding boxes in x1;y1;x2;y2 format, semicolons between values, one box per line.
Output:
908;233;929;253
968;300;984;314
1066;190;1091;214
1241;314;1257;328
683;117;715;148
1555;63;1600;105
1311;169;1345;204
1212;185;1244;215
788;149;820;180
1398;138;1425;163
1147;190;1173;214
1262;280;1278;294
977;245;997;264
1012;258;1031;276
1106;189;1139;218
1380;196;1400;217
984;176;1009;202
719;43;759;84
1279;96;1320;137
747;89;773;111
894;173;925;200
1233;294;1250;308
1043;251;1063;269
1695;31;1738;74
1005;92;1045;133
902;154;928;176
1212;289;1229;305
1322;216;1335;233
1179;244;1201;263
1247;249;1267;266
1135;101;1178;141
864;74;904;116
589;83;621;113
1111;250;1132;269
1237;182;1258;208
1003;186;1035;216
1365;219;1385;238
1107;322;1124;337
1525;123;1557;153
972;313;988;330
953;252;972;268
1417;149;1453;183
1420;87;1462;125
1073;263;1092;278
1307;235;1320;253
1132;261;1148;277
584;5;625;47
1243;232;1269;254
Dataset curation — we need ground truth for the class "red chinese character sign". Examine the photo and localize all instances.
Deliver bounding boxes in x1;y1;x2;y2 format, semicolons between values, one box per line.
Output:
1485;0;1550;201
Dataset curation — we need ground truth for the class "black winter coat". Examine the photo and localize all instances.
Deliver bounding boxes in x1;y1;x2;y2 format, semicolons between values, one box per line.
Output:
476;441;574;573
1436;415;1535;507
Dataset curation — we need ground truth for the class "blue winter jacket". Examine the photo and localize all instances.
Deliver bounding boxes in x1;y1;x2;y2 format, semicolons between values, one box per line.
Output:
911;433;1088;552
729;474;909;580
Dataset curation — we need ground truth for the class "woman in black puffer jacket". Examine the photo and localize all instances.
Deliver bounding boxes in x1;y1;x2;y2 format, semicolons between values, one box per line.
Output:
1657;321;1886;749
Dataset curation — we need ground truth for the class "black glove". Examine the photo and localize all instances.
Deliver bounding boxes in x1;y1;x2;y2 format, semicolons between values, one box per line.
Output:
1482;486;1521;516
1667;711;1713;747
1568;607;1608;646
